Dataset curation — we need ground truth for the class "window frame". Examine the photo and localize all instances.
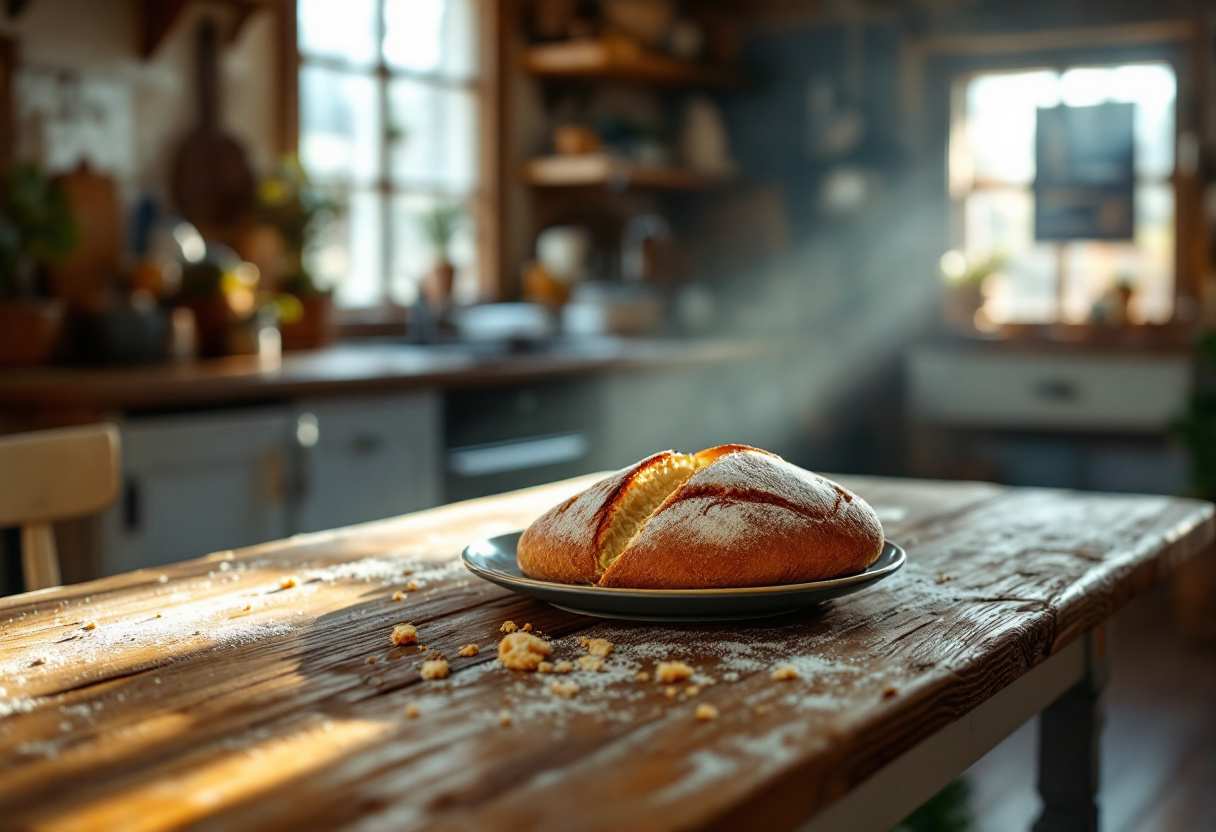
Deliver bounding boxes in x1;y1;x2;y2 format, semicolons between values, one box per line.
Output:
281;0;502;327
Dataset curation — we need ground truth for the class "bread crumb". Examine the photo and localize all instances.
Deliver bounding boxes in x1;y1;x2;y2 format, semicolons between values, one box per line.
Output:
577;655;604;672
155;613;163;619
664;686;678;698
499;620;518;633
636;671;651;681
935;574;954;585
498;709;512;726
391;623;418;646
584;638;613;658
31;656;47;666
420;658;450;680
771;665;799;681
457;644;480;658
497;632;551;671
550;680;579;698
367;656;377;664
685;685;700;697
537;661;554;674
242;604;252;612
82;621;97;631
522;623;532;632
391;590;406;601
418;645;427;651
883;685;898;699
404;704;420;719
656;661;693;684
280;577;298;589
553;660;574;674
406;580;420;591
696;703;719;721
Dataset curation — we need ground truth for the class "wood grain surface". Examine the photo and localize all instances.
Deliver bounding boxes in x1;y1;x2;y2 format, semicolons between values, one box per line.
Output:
0;475;1210;832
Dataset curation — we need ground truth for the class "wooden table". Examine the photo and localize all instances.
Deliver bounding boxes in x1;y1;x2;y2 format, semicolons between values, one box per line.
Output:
0;476;1211;832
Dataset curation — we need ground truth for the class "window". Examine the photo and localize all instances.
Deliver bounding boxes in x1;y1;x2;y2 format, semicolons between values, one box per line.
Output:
297;0;481;309
949;63;1176;327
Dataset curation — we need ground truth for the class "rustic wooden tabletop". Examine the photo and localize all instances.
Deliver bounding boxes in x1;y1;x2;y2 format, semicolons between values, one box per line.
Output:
0;475;1210;832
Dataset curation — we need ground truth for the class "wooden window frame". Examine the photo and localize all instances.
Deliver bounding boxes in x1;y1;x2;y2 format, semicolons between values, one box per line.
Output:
276;0;503;332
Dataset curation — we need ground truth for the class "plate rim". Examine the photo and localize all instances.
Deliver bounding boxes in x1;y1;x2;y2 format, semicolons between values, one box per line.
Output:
461;533;905;598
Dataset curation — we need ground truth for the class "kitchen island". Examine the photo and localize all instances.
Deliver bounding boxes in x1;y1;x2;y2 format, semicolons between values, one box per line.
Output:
0;473;1209;831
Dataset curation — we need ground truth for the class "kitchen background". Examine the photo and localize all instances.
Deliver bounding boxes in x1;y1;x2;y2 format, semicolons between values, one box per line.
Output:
3;2;1216;829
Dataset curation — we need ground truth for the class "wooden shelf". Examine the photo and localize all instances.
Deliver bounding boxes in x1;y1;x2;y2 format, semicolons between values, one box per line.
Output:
523;154;733;190
523;39;740;88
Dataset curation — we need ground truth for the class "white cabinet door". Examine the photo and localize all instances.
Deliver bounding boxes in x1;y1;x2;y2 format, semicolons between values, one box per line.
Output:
100;409;294;575
294;392;442;533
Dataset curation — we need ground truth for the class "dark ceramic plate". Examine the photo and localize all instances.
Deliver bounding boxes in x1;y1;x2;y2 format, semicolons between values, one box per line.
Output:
461;532;905;622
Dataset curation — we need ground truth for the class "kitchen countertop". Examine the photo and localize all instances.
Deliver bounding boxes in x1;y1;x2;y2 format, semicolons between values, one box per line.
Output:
0;337;779;424
0;475;1209;829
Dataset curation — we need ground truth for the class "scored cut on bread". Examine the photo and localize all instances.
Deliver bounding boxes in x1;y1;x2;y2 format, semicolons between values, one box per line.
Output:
516;445;884;589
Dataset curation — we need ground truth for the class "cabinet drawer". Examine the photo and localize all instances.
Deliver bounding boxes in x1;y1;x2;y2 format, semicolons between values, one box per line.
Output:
908;348;1191;432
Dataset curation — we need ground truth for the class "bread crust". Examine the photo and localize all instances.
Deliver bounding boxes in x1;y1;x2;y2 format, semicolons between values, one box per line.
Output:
516;451;675;585
518;445;885;589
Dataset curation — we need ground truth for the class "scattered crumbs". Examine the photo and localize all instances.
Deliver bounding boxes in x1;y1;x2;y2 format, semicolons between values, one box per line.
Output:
406;580;420;592
550;680;579;698
31;657;46;667
522;623;533;632
457;644;480;658
499;620;518;634
685;685;701;697
935;574;954;585
665;686;679;699
656;661;693;684
405;704;420;719
585;638;614;658
553;660;574;674
577;656;604;673
157;575;169;584
636;671;651;682
0;696;41;719
391;591;406;602
391;623;418;647
883;685;898;699
537;662;554;674
771;665;799;682
498;632;551;671
82;621;97;631
420;658;449;680
498;709;512;726
242;604;252;612
695;703;719;721
280;577;298;590
367;657;377;665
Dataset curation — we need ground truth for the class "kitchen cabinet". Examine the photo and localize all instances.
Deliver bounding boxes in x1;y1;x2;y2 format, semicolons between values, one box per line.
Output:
99;408;295;576
294;392;442;533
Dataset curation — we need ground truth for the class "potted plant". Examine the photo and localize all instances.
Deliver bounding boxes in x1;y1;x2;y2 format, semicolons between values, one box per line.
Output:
0;163;79;366
419;202;464;308
255;158;341;350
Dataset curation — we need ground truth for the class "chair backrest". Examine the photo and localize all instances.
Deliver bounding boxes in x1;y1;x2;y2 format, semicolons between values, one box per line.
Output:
0;424;120;591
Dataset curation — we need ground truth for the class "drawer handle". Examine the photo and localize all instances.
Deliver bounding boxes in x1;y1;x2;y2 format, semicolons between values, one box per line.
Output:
448;433;589;477
1032;379;1080;402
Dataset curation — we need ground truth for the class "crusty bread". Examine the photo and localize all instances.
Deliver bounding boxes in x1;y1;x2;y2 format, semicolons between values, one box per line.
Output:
517;445;884;589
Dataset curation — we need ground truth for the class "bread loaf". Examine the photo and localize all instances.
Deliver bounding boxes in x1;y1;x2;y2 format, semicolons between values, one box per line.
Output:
517;445;884;589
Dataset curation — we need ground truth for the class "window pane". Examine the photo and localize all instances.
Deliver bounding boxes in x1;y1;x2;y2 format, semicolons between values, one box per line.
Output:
388;80;477;190
1058;63;1175;178
308;188;385;308
299;66;382;186
966;70;1059;184
298;0;379;67
384;0;477;78
389;194;476;306
965;189;1058;324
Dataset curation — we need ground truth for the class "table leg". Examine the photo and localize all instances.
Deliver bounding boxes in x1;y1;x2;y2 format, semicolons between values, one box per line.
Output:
1033;627;1109;832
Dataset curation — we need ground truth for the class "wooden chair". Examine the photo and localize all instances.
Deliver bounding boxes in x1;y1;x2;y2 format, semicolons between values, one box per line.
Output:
0;424;120;591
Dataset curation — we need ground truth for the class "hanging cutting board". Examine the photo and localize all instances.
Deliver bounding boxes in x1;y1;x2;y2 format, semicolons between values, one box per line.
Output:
171;17;254;241
46;161;122;311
